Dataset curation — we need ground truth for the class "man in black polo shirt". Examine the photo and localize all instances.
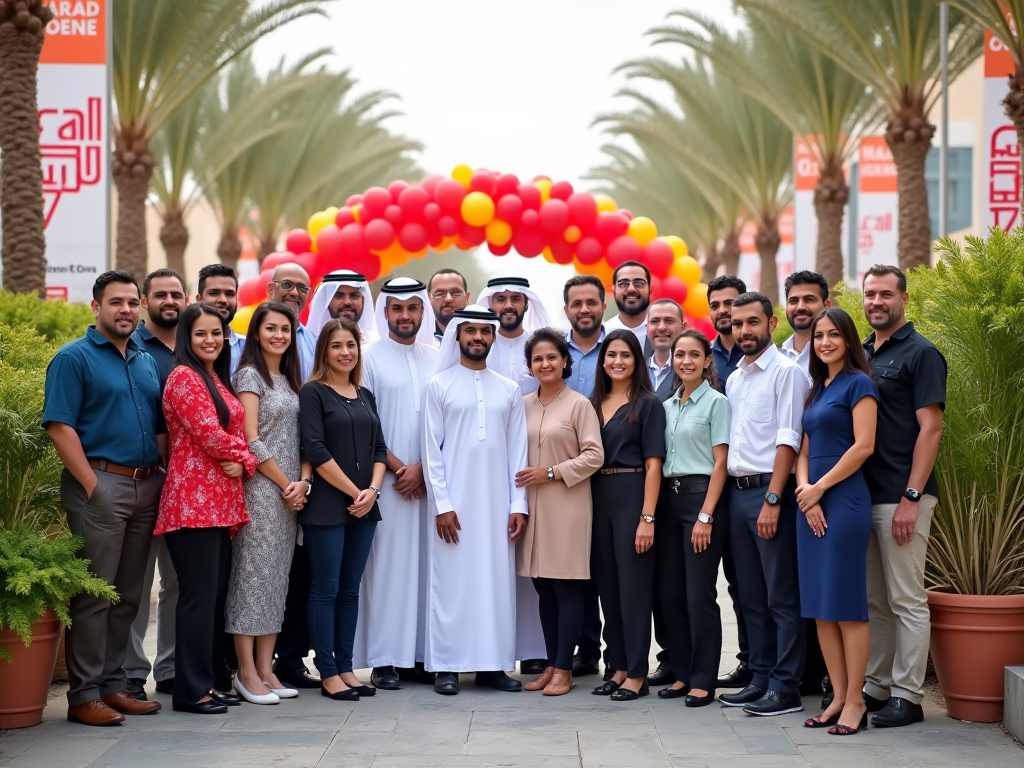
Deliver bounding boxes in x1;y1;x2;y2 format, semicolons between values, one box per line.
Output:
860;264;946;728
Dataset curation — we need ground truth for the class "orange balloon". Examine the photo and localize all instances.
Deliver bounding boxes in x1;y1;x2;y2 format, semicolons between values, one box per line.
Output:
485;218;512;246
683;282;710;318
542;247;556;263
535;179;552;203
565;225;581;243
669;255;702;288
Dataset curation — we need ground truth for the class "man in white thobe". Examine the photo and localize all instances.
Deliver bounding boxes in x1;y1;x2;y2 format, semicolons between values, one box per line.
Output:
306;269;378;343
424;306;529;695
352;278;438;690
476;276;552;673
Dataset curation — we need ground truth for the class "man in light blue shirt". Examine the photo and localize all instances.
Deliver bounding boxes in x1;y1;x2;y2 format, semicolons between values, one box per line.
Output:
196;264;246;375
563;275;606;399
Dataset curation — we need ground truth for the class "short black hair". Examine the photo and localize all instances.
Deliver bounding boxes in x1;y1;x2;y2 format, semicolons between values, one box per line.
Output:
428;268;467;293
93;270;139;302
143;268;185;297
563;274;605;305
863;263;907;293
707;274;746;297
732;291;774;320
612;260;650;285
650;297;683;319
784;270;828;301
198;263;238;295
523;327;573;380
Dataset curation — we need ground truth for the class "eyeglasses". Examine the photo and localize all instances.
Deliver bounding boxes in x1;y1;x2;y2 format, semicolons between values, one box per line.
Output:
615;279;649;290
431;290;465;301
273;280;310;295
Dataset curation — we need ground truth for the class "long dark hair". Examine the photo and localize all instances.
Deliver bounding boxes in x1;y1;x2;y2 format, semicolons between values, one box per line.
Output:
237;301;302;393
670;329;721;394
805;307;873;409
590;329;653;424
309;318;363;387
174;303;234;429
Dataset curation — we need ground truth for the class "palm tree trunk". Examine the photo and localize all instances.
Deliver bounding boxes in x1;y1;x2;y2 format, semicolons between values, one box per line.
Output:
218;228;242;270
112;128;155;279
813;162;848;291
1002;68;1024;223
886;112;935;272
258;229;278;262
701;243;721;283
0;2;52;296
720;229;741;277
754;217;781;304
159;210;189;278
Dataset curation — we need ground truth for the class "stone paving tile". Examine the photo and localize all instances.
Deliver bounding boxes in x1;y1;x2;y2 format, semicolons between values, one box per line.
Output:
577;728;671;767
1;736;122;768
796;744;896;768
465;728;580;756
82;730;334;768
670;758;811;768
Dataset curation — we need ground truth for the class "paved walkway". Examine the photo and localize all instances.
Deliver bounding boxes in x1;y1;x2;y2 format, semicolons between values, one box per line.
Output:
2;574;1021;768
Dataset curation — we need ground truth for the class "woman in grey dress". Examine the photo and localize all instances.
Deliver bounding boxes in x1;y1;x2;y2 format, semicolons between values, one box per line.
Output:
226;302;312;705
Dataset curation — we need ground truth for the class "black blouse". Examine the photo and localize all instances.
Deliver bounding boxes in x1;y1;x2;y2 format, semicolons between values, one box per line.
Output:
599;392;667;468
298;382;388;526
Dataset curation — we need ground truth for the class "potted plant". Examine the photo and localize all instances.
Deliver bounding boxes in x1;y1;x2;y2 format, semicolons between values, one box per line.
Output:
914;228;1024;723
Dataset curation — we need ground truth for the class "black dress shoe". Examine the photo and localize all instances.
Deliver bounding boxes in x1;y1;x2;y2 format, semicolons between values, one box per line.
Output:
685;690;717;708
863;691;889;712
572;655;600;677
610;681;649;701
321;684;359;701
475;671;523;692
871;696;923;728
647;661;676;687
274;663;321;689
592;679;621;695
371;667;402;690
154;678;175;695
209;691;241;707
172;700;228;714
434;673;459;695
520;659;548;676
716;663;753;689
657;684;691;700
719;683;767;707
126;678;148;701
742;690;804;716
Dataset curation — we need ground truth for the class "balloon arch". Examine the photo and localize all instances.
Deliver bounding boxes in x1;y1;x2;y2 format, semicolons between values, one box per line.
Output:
232;165;713;338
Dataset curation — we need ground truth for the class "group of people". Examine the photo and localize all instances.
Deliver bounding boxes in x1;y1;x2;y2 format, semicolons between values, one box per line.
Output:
42;255;945;738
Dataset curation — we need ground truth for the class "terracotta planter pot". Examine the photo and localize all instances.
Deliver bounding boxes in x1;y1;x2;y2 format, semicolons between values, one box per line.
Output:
927;591;1024;722
0;608;63;729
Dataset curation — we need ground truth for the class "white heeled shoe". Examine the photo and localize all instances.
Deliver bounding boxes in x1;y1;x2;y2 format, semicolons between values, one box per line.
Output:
234;675;280;705
267;683;298;699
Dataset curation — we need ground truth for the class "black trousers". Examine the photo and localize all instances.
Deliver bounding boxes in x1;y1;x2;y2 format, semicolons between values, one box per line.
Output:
657;476;725;691
651;493;670;665
576;579;603;662
591;473;654;679
275;542;312;669
164;526;232;705
720;484;750;666
533;578;584;671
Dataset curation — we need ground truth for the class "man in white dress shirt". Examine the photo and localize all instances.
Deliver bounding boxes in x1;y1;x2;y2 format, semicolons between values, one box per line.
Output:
306;269;378;345
779;271;830;375
423;306;529;695
719;292;810;717
603;261;652;355
353;278;439;690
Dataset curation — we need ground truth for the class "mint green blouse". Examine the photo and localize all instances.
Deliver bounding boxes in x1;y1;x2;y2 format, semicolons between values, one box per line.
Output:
663;379;731;477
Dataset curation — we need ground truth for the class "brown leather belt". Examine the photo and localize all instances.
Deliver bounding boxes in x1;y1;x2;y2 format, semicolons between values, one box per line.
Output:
599;467;645;475
89;459;158;480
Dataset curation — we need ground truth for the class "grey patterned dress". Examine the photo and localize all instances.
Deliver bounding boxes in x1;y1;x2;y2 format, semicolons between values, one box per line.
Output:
225;367;300;635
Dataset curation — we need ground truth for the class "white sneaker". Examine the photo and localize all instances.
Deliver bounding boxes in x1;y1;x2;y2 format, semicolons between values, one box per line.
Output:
235;675;280;705
267;684;298;699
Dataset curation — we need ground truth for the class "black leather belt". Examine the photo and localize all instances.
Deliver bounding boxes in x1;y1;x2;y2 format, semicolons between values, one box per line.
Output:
599;467;645;475
732;473;773;490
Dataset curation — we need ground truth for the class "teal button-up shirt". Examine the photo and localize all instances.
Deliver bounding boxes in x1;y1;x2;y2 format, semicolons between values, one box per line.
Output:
663;379;731;477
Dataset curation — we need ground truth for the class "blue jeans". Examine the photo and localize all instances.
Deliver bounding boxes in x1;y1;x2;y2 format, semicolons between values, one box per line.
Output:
304;521;377;678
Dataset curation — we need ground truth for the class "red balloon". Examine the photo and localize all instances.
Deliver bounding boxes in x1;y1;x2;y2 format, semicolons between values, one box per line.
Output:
365;219;396;251
649;275;663;300
661;275;689;304
422;202;442;223
261;251;294;271
495;193;524;224
695;318;716;339
384;204;404;226
420;174;445;196
315;224;345;262
458;221;486;246
642;239;675;279
488;242;513;256
238;269;271;306
387;180;409;200
512;229;547;258
427;226;445;248
567;193;598;229
595;211;629;243
520;209;540;229
575;236;604;265
619;209;633;221
435;179;467;211
606;235;642;268
398;222;429;252
362;187;392;218
550;180;574;201
299;303;311;326
438;215;459;237
398;186;430;220
346;253;382;283
539;199;570;232
550;237;575;264
345;193;364;207
517;184;542;211
338;222;370;259
469;171;497;197
495;173;521;197
335;207;355;228
285;229;312;255
294;251;326;286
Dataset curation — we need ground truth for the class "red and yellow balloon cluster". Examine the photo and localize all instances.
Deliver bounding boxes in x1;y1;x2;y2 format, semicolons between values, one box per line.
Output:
235;165;712;336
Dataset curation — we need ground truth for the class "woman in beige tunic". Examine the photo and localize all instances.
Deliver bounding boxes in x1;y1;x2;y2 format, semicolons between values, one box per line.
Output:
515;328;604;696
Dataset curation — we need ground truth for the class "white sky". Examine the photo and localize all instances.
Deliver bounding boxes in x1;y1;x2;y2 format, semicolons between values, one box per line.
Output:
253;0;740;323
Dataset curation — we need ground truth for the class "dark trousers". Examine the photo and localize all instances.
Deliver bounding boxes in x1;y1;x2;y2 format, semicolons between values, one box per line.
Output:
533;578;584;671
60;469;162;706
164;526;232;705
275;542;312;670
576;579;603;662
305;521;377;678
657;476;725;691
591;474;654;679
803;620;829;692
651;494;670;665
720;485;750;666
729;476;805;694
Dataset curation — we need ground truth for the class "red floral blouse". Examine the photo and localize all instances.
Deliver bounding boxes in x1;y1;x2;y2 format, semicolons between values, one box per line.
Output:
155;366;257;536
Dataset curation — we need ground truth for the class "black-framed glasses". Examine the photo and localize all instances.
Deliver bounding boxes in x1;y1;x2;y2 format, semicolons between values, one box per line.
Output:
431;290;465;300
273;280;310;295
615;278;649;290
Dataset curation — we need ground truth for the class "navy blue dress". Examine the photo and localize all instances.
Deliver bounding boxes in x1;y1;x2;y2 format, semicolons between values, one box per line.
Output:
797;370;878;622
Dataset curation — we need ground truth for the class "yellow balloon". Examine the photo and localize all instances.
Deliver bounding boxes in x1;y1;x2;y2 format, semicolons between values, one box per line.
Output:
660;235;688;259
230;303;257;336
325;206;339;218
461;191;496;227
594;195;617;213
683;282;710;318
542;247;556;263
307;210;332;237
485;218;512;246
565;225;582;243
669;255;702;289
535;179;552;204
452;164;474;188
627;216;658;247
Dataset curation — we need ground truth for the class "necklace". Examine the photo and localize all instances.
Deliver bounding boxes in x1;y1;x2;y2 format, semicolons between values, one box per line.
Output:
538;384;566;406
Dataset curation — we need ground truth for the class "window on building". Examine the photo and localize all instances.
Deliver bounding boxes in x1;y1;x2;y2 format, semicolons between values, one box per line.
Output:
926;147;973;237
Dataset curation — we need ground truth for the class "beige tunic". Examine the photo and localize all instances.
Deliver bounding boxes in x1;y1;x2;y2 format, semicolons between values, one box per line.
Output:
517;388;604;579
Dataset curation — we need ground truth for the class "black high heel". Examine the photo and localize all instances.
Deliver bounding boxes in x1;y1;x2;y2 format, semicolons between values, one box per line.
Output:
829;711;868;735
610;680;649;701
804;712;840;728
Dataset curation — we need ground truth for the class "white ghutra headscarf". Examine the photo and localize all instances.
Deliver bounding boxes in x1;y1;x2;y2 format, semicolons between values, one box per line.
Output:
306;269;378;342
433;305;500;376
476;276;552;334
373;276;436;347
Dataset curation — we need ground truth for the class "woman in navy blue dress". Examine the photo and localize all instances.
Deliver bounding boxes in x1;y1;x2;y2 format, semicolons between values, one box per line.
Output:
795;308;878;736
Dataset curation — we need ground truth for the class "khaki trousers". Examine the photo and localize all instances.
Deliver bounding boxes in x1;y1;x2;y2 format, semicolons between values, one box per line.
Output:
864;494;938;705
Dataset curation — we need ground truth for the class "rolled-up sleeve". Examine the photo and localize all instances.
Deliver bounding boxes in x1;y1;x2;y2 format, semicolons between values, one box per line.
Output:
774;365;809;451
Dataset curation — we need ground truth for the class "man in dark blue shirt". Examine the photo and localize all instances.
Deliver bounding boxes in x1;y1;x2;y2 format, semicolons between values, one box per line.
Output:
43;271;165;726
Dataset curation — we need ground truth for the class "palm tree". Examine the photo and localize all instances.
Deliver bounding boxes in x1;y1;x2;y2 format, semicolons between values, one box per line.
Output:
737;0;982;271
0;0;53;295
650;9;886;290
111;0;331;280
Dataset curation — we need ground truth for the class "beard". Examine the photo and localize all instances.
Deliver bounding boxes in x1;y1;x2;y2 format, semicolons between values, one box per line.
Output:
787;310;815;333
616;294;650;318
99;316;136;340
712;314;732;336
388;318;421;340
737;332;772;357
460;339;491;362
569;313;600;337
866;305;901;331
329;304;361;322
498;308;524;333
147;305;180;329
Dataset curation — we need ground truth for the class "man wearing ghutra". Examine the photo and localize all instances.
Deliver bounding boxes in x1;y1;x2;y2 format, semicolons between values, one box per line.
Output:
352;278;439;690
305;269;378;343
423;306;529;695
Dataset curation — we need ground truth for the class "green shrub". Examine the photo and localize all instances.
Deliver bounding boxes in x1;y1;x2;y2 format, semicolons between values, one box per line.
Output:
0;290;91;344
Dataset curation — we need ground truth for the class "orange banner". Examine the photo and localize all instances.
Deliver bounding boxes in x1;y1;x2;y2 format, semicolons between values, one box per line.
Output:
984;29;1016;78
795;137;820;192
858;137;897;194
40;0;107;65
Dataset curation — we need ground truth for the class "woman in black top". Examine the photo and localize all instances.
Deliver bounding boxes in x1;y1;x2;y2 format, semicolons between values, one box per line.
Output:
589;329;665;701
299;318;387;701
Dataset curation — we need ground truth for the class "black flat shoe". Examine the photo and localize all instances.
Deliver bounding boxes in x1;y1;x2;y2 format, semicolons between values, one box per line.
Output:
209;691;241;707
647;662;676;687
475;671;523;692
172;700;228;714
350;685;376;697
273;662;322;689
657;684;691;700
434;673;459;695
520;659;548;676
610;681;649;701
685;690;716;708
592;679;621;695
371;667;402;690
320;684;359;701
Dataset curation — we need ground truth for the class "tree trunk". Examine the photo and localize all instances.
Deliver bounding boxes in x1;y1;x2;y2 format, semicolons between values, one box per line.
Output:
885;109;935;272
701;243;721;283
1002;67;1024;225
112;127;155;280
813;161;848;292
0;1;53;296
258;229;278;262
720;229;741;277
159;210;189;279
217;229;242;270
754;218;781;304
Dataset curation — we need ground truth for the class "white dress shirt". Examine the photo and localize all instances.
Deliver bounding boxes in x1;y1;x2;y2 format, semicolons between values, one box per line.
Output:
725;343;810;476
604;314;647;349
648;354;672;391
779;334;811;375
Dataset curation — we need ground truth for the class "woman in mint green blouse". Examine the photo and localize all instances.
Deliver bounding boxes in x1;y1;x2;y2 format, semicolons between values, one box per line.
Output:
655;330;731;707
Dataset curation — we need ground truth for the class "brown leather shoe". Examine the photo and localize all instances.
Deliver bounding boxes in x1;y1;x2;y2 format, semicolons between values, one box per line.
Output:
524;666;555;691
102;690;162;715
543;669;573;696
67;699;125;726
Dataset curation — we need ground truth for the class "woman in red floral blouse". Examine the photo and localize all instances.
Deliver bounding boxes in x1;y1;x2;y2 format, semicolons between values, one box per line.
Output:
156;303;257;715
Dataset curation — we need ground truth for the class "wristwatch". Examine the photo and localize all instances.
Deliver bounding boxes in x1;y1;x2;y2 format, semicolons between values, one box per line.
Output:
904;487;922;502
301;477;313;496
369;486;381;499
640;513;655;524
546;466;555;482
697;512;714;524
764;491;781;506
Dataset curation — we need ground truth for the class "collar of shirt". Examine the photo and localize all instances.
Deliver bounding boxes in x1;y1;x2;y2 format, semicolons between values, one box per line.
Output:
738;341;780;375
779;334;810;368
228;328;244;347
567;326;605;353
648;353;672;384
668;378;711;409
864;320;915;354
87;325;142;358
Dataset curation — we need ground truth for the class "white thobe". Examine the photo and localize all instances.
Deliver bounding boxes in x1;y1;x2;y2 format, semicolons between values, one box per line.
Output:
353;337;438;669
423;365;528;672
486;333;540;395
